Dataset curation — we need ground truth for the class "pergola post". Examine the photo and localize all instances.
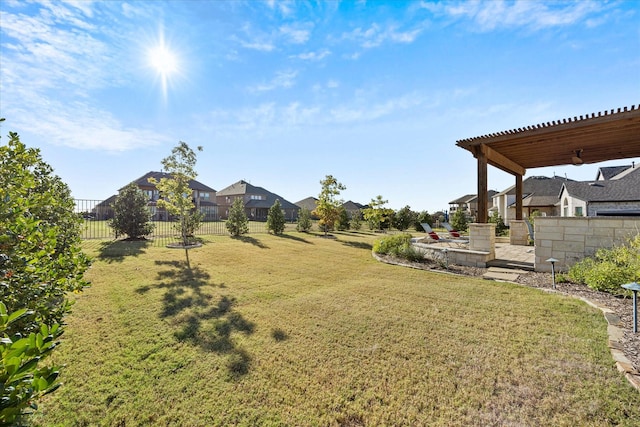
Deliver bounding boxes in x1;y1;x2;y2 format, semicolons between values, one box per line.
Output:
515;174;523;220
476;145;488;223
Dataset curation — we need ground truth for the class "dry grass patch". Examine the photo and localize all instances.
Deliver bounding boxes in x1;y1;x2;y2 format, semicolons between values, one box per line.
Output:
31;232;640;426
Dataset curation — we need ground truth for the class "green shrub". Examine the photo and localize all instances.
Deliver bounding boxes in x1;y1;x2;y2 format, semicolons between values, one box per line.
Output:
266;200;286;235
373;233;425;262
296;208;312;232
568;234;640;294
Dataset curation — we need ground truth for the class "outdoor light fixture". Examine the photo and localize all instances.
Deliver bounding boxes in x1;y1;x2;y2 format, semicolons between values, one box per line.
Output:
571;149;583;165
622;282;640;333
546;257;558;289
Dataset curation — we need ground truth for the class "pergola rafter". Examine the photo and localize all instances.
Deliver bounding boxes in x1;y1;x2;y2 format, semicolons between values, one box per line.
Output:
456;105;640;223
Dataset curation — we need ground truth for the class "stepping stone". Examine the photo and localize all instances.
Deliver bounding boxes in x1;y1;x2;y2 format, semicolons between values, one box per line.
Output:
483;269;521;282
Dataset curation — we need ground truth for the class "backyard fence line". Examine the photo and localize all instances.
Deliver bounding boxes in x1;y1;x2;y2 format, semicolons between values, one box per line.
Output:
75;199;268;241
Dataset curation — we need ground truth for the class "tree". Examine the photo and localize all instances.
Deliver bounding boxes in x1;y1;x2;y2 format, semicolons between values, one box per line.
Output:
296;207;313;232
1;128;90;424
336;206;350;231
362;195;393;231
488;210;507;236
450;209;468;232
313;175;345;236
226;198;249;236
108;183;155;239
148;142;203;247
415;211;433;231
349;210;363;231
393;205;416;231
266;200;286;235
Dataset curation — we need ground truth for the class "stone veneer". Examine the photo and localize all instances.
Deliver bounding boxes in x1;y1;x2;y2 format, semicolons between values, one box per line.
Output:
534;217;640;272
508;220;529;246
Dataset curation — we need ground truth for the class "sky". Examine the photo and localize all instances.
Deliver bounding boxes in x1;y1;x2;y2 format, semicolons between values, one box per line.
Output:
1;0;639;213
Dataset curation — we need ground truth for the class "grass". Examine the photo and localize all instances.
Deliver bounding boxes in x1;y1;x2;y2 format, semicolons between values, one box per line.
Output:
31;231;640;426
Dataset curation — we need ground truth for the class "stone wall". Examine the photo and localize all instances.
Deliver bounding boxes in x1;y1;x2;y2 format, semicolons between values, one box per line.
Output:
534;217;640;272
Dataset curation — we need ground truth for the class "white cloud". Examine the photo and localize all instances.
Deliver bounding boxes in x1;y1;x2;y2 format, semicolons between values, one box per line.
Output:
422;0;606;32
294;49;331;61
342;23;423;49
249;70;298;92
280;24;310;44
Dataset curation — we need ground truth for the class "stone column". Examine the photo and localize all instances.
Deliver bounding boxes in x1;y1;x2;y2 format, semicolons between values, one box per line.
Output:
509;220;529;246
469;223;496;259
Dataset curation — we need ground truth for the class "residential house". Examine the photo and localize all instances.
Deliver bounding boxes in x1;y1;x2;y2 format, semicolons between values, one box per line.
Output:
217;180;299;221
96;171;218;221
296;197;318;214
559;163;640;217
449;191;497;220
342;200;367;217
492;176;571;222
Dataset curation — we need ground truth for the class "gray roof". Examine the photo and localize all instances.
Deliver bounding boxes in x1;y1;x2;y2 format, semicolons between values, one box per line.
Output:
561;166;640;202
218;180;299;210
496;175;572;197
128;171;216;192
596;165;632;180
342;200;366;211
295;197;318;211
450;191;497;205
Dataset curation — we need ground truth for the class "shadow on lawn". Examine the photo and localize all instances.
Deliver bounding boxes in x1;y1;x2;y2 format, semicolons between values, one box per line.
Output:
277;233;313;244
231;235;269;249
96;239;151;263
340;240;373;251
137;259;255;379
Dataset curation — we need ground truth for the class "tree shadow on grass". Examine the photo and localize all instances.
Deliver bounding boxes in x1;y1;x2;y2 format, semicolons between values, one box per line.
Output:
340;240;373;251
276;233;313;244
138;259;255;378
96;239;151;263
231;235;269;249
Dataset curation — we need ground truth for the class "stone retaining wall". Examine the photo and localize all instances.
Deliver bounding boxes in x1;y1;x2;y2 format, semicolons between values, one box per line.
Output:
534;217;640;272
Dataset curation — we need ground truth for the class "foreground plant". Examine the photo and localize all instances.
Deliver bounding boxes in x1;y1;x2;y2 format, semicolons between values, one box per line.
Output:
0;128;90;424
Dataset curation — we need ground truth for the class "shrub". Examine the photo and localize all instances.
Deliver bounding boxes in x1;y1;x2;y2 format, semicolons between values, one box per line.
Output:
450;209;468;232
415;211;433;231
226;198;249;236
336;206;350;231
373;233;425;262
568;234;640;294
266;200;286;235
349;210;363;231
109;183;155;239
488;210;507;236
296;208;312;232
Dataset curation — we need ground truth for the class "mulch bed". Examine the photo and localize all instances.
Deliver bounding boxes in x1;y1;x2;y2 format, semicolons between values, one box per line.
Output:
376;254;639;377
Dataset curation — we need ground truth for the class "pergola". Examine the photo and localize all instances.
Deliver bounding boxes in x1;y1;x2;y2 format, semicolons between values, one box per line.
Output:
456;105;640;223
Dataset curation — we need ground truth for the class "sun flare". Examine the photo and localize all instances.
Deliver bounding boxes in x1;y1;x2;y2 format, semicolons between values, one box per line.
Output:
148;45;177;78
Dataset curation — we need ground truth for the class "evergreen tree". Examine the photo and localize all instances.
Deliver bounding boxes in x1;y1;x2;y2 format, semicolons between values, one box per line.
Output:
296;207;313;232
336;206;350;231
349;210;363;231
109;183;155;239
267;199;286;235
226;198;249;236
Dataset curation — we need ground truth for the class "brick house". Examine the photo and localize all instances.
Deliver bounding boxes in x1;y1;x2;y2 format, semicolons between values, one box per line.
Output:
217;180;299;221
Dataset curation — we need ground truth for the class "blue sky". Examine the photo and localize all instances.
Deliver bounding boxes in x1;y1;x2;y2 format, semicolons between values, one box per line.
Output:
1;0;639;213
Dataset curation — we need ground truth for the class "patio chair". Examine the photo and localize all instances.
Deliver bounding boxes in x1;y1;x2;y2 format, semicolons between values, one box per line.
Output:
420;223;468;246
525;219;535;242
441;222;469;240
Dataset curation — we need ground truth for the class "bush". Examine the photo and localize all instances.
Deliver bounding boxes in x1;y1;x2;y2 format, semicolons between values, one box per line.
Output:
373;233;425;262
488;210;507;236
109;183;155;239
568;234;640;294
296;208;312;232
335;206;350;231
415;211;433;231
1;130;90;423
349;210;363;231
226;198;249;236
266;200;286;235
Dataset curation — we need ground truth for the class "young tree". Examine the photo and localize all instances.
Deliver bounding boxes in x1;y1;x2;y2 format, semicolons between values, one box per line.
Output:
450;208;468;232
226;198;249;236
266;199;286;235
313;175;345;236
296;207;313;232
336;206;350;231
109;183;155;239
415;211;433;231
488;210;507;235
363;195;393;231
349;209;363;231
148;142;203;247
393;205;416;231
0;128;90;423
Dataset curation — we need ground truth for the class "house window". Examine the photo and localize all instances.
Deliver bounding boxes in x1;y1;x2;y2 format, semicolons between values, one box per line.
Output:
574;206;583;217
200;192;209;200
250;195;265;200
563;199;569;217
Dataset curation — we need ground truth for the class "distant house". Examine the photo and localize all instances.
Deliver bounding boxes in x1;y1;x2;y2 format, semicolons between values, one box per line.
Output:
559;164;640;217
449;191;497;220
296;197;318;212
342;200;367;217
491;176;572;222
92;195;117;220
217;180;299;221
95;171;218;221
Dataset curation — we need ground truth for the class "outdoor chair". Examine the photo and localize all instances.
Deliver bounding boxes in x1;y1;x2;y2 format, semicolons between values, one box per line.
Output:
441;222;469;240
420;223;468;246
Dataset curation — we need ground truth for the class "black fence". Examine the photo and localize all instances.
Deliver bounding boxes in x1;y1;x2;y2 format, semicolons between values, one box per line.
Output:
75;199;268;241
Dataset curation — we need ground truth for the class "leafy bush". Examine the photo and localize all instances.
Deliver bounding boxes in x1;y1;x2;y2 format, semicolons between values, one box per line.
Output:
488;210;508;236
450;209;468;232
335;206;350;231
393;206;417;231
266;200;286;235
373;233;425;262
349;210;363;231
415;211;433;232
109;183;155;239
226;198;249;236
568;234;640;294
296;208;312;232
1;130;90;423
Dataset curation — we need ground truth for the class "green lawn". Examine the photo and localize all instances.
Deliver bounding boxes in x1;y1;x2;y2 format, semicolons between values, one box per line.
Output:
32;231;640;426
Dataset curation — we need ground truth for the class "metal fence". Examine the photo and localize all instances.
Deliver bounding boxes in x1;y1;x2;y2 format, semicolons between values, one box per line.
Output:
75;199;268;241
